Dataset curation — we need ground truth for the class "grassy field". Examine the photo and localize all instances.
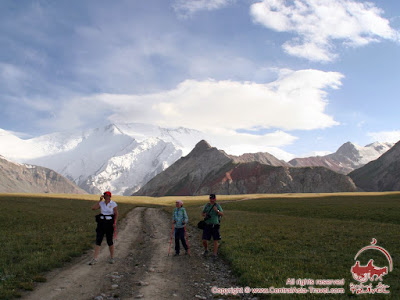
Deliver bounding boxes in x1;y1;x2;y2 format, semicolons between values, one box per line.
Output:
182;193;400;299
1;192;399;299
0;194;139;299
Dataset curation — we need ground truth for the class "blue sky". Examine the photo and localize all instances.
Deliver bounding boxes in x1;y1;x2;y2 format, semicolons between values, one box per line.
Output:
1;0;399;160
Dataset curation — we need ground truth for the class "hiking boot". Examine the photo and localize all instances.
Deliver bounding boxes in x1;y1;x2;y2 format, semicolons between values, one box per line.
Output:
212;254;218;262
109;258;115;264
203;250;209;257
185;250;188;255
174;253;179;256
88;258;98;265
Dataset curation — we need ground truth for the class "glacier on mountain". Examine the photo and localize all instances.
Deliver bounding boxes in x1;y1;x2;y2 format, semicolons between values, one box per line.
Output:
0;123;205;195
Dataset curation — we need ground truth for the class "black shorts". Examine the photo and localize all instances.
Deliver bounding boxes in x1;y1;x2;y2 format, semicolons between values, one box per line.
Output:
202;224;221;241
96;220;114;246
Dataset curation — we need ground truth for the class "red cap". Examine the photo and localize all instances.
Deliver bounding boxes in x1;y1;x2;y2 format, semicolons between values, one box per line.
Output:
104;191;112;197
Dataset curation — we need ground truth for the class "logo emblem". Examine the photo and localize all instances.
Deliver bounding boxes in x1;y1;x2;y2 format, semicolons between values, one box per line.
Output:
349;239;393;295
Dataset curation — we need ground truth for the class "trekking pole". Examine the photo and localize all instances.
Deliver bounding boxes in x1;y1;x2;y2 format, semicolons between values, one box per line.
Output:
184;225;191;256
168;223;175;256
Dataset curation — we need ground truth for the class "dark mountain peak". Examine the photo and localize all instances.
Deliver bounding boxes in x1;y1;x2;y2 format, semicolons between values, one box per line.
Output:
231;152;290;167
0;156;87;194
374;139;400;162
349;139;400;191
135;140;357;196
188;140;213;156
195;139;212;149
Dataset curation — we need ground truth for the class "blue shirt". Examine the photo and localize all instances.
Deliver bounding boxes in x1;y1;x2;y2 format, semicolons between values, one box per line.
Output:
173;207;189;228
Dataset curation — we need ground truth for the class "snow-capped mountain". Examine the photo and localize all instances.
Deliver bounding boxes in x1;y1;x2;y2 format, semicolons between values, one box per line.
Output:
349;140;400;191
0;123;205;195
0;124;395;195
289;141;394;174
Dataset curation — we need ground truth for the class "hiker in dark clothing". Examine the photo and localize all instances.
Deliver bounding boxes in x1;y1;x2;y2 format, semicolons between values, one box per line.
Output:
202;194;223;258
88;191;118;265
173;200;189;256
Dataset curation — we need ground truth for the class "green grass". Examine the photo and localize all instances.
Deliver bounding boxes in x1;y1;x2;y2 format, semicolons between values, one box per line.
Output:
1;192;399;299
0;195;136;300
185;194;400;299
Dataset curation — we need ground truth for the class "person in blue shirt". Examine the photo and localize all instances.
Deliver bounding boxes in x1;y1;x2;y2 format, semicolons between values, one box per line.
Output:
172;200;189;256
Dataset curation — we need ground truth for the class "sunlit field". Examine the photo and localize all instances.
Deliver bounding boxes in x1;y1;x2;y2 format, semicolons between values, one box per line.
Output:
182;192;400;299
1;192;399;299
0;194;137;299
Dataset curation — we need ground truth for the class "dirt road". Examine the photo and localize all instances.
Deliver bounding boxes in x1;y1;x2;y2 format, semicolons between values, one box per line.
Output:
23;207;241;300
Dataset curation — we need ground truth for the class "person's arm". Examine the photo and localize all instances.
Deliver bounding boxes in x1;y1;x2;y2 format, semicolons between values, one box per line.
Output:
183;209;188;225
213;204;224;216
201;204;208;218
172;209;176;224
113;206;118;227
92;195;103;210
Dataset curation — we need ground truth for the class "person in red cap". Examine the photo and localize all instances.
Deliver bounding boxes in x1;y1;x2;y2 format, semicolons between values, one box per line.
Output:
88;191;118;265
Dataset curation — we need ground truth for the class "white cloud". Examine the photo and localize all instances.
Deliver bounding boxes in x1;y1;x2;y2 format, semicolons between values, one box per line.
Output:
51;68;341;158
207;129;297;157
283;40;336;63
99;69;342;134
7;66;343;159
250;0;400;62
357;120;365;128
173;0;233;17
36;96;111;132
368;130;400;144
298;150;333;158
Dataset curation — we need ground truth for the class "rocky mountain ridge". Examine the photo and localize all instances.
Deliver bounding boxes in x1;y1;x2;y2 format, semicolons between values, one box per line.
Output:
0;123;395;195
0;155;86;194
349;140;400;191
230;152;290;167
289;141;393;174
135;140;357;196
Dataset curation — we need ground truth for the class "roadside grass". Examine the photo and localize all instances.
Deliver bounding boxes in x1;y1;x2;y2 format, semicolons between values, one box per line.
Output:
182;193;400;299
0;194;136;300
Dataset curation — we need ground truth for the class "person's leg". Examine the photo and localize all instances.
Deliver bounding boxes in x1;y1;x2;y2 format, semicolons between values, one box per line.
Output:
180;229;188;252
90;225;104;264
202;240;208;251
202;226;211;255
94;245;101;259
105;221;115;260
109;245;114;258
174;228;180;255
95;224;105;259
213;240;219;256
211;226;221;256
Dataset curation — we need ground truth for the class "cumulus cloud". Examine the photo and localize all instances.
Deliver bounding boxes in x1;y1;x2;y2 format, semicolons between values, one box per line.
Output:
60;68;341;158
210;130;297;160
7;67;344;159
368;130;400;144
250;0;400;62
173;0;233;17
98;69;342;134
